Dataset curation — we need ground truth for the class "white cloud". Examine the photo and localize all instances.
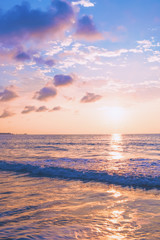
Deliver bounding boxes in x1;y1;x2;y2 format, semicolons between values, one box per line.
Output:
72;0;94;7
137;40;153;49
147;55;160;63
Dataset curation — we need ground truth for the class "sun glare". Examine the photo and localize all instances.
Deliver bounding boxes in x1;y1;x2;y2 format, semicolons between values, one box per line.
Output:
108;107;125;123
112;133;122;142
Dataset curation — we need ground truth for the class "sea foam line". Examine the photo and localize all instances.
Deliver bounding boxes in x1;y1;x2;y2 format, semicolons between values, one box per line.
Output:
0;160;159;190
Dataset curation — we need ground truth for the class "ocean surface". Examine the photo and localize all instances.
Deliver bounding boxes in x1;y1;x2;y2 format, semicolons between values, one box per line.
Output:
0;134;160;240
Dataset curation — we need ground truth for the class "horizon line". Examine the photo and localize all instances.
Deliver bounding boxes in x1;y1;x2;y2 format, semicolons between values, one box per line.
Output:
1;132;160;135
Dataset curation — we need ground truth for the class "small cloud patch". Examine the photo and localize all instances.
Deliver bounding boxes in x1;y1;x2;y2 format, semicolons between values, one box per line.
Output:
54;74;74;86
75;15;103;41
51;106;62;111
0;86;18;102
80;92;102;103
15;51;31;61
21;106;36;114
34;57;55;67
34;86;57;101
36;106;48;112
0;110;15;118
72;0;94;7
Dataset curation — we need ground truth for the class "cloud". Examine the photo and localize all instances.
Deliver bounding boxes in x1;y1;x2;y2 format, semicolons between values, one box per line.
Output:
13;50;55;66
75;15;103;41
14;51;31;61
0;86;18;102
21;106;36;114
34;86;57;101
0;110;15;118
0;0;74;46
34;57;55;67
137;40;153;49
36;106;48;112
54;74;74;86
147;55;160;63
51;106;62;111
80;92;102;103
72;0;94;7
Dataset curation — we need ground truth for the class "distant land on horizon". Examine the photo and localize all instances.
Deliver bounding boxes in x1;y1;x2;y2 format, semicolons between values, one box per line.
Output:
0;133;13;135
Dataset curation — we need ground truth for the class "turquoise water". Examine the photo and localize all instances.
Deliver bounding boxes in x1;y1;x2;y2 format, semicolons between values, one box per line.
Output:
0;134;160;239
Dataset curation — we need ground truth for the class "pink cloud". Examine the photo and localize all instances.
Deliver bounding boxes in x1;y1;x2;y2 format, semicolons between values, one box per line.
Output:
36;106;48;112
34;86;57;101
0;86;18;102
80;92;102;103
21;106;36;114
0;110;15;118
51;106;62;111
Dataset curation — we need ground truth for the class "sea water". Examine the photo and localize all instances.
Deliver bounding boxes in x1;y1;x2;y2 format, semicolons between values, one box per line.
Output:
0;134;159;239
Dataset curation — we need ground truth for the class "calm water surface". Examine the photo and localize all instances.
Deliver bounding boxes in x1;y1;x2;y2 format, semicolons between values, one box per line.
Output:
0;134;160;239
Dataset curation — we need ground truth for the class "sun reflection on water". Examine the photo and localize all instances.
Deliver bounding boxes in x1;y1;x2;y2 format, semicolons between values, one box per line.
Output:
109;133;123;160
107;188;122;198
112;133;122;142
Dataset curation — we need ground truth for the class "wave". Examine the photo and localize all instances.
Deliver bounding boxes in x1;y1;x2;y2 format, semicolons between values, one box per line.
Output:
34;146;68;151
0;160;159;190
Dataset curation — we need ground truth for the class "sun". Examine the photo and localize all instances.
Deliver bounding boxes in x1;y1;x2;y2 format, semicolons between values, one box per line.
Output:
108;106;125;123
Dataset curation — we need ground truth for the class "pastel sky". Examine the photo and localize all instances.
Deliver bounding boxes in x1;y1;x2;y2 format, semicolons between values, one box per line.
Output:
0;0;160;134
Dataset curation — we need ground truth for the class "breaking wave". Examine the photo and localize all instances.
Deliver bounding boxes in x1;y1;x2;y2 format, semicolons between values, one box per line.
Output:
0;160;159;190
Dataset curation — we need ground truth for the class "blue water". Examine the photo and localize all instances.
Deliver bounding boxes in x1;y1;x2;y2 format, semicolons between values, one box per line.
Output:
0;134;160;239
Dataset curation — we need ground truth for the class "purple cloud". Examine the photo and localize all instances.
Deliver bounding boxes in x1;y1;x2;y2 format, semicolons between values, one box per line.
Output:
80;92;102;103
0;0;74;46
14;51;31;61
36;106;48;112
21;106;36;114
34;57;55;67
0;110;15;118
54;74;74;86
51;106;62;111
34;86;57;101
0;86;18;102
75;15;103;41
13;51;55;66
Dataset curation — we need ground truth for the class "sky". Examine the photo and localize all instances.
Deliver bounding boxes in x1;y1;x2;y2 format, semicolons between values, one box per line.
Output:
0;0;160;134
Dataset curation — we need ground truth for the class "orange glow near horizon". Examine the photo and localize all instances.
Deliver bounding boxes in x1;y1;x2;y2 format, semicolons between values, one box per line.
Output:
1;99;160;135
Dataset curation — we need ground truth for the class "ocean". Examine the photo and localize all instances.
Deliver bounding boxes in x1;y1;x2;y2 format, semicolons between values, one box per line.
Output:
0;134;159;239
